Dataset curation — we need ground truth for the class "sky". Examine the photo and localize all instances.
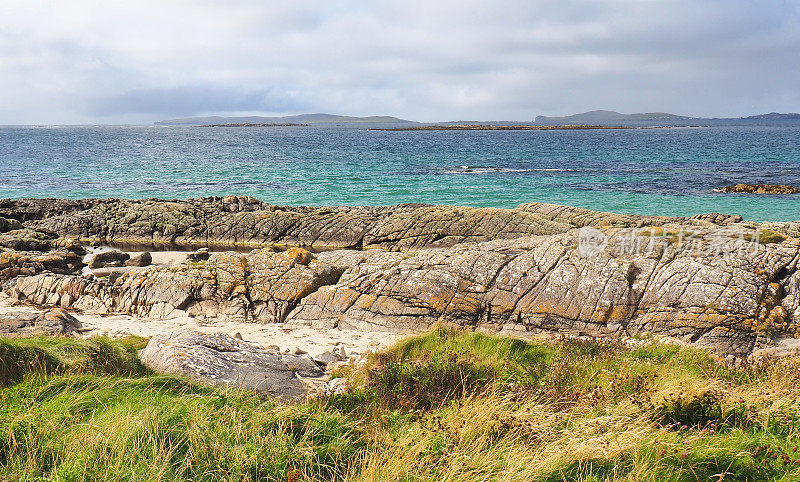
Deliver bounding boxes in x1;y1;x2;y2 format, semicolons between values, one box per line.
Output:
1;0;799;124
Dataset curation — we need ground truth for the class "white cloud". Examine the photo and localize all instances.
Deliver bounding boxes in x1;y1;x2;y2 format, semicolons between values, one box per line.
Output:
0;0;798;123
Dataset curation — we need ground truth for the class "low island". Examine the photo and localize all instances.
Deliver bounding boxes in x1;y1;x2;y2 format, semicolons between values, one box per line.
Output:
369;123;633;131
200;122;310;127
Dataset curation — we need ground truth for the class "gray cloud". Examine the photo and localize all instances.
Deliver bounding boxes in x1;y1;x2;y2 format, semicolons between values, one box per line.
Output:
0;0;798;124
89;86;309;117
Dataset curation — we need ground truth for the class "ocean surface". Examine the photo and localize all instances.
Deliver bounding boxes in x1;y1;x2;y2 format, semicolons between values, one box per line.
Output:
1;123;799;221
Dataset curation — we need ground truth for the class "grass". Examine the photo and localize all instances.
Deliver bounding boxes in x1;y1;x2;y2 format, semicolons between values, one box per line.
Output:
3;329;800;480
0;336;148;385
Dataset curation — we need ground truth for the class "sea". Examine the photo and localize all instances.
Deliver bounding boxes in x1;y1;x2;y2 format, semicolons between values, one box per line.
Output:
1;122;799;222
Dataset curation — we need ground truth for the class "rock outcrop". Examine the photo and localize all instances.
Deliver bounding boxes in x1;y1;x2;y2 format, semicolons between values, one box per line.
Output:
285;226;799;356
7;247;341;322
3;197;800;357
139;330;323;400
0;308;82;336
0;196;748;252
0;228;54;251
718;184;800;195
0;248;83;282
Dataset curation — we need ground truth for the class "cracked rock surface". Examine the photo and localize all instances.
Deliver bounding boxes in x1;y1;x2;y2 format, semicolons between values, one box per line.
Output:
139;330;324;400
2;197;800;357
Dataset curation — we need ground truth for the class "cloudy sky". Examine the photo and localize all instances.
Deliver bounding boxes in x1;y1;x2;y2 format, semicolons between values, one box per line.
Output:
1;0;798;124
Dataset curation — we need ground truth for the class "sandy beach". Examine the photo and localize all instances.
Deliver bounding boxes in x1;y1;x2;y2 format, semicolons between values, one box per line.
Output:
0;293;407;359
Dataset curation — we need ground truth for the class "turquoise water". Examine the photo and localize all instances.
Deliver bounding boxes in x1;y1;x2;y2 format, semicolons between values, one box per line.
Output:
1;124;799;221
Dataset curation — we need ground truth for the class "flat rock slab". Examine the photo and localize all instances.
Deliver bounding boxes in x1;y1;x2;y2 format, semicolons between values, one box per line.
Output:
139;330;324;401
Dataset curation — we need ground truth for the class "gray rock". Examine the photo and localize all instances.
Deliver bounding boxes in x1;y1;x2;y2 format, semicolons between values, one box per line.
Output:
37;308;82;334
0;310;38;334
138;330;322;401
281;352;325;378
88;250;130;268
0;228;53;251
0;308;81;335
314;349;347;366
323;377;348;395
125;251;152;267
186;248;210;262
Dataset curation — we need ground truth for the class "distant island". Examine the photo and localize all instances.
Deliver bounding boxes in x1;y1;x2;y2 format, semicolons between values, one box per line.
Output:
156;113;417;127
155;110;800;128
370;124;633;131
200;122;310;127
742;112;800;120
534;110;800;126
534;110;695;125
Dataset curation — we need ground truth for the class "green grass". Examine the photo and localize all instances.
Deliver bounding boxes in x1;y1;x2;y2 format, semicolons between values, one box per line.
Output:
0;336;148;386
3;330;800;480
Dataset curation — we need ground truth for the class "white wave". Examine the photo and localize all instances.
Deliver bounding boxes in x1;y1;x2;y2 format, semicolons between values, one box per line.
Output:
445;166;578;174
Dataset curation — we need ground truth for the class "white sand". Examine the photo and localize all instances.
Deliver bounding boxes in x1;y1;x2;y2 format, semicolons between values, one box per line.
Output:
0;294;407;357
83;248;189;277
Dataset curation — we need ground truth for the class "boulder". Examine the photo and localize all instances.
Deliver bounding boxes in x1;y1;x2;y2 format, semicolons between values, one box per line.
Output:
88;250;130;268
323;377;348;396
125;251;152;267
52;238;86;255
38;308;82;334
138;331;323;400
313;346;347;366
186;248;210;262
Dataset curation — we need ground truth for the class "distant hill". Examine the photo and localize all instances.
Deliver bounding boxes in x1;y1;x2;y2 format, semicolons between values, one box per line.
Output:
156;111;800;128
534;110;697;125
742;112;800;120
155;113;418;126
534;110;800;126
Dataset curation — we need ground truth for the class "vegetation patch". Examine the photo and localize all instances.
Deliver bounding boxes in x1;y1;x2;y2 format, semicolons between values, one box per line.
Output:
0;336;147;386
4;330;800;480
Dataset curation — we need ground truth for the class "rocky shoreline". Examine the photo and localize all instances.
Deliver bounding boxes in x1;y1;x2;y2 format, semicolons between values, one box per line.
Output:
717;183;800;195
2;196;800;364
